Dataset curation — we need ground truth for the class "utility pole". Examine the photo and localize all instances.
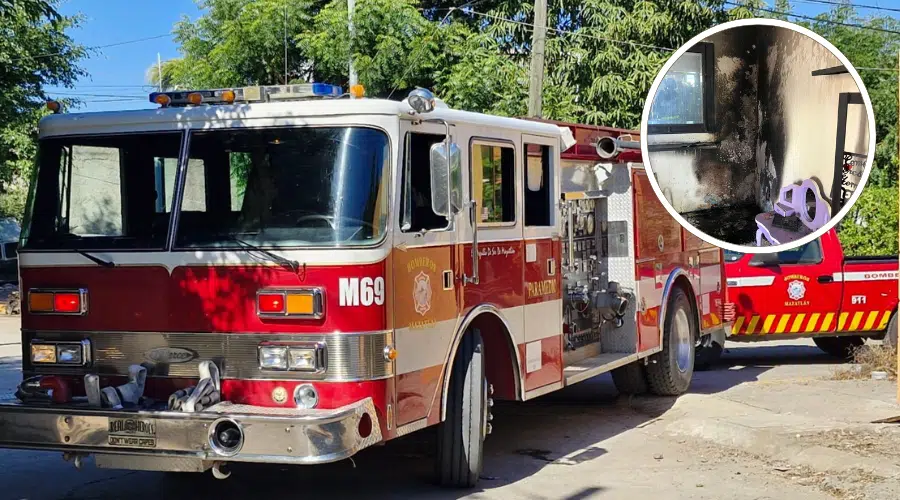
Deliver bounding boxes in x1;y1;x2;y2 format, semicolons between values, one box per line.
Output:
348;0;358;90
157;53;163;92
527;0;548;117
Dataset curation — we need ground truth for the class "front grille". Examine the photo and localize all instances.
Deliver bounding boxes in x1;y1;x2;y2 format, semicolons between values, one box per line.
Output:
23;330;393;382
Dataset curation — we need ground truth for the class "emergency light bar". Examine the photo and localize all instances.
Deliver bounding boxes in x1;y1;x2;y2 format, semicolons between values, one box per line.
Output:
149;83;344;107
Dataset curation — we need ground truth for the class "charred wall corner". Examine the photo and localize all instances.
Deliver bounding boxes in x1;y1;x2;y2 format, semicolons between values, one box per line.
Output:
755;27;787;212
695;27;760;207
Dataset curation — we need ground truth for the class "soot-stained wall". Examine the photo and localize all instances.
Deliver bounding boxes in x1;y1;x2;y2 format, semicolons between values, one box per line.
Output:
648;25;869;216
648;27;760;213
756;26;869;211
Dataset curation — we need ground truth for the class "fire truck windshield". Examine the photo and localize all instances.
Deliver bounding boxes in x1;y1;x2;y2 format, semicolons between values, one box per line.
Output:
174;126;389;249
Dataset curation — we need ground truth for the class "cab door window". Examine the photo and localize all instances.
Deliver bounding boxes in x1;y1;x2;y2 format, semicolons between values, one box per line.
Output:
471;143;515;225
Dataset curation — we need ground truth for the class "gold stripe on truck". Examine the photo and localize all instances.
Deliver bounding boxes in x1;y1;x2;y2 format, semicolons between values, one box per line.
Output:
731;310;893;335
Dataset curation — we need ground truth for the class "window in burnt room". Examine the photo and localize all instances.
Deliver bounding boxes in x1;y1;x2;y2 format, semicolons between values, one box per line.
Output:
400;132;450;232
524;143;552;226
648;42;715;134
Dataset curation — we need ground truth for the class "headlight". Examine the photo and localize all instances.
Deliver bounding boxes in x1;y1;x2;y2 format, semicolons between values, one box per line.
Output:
258;342;325;372
258;346;288;370
31;344;56;364
288;348;317;371
30;340;91;366
56;344;83;364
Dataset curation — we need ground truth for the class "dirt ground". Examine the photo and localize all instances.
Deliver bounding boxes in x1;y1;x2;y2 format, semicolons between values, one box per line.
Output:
1;316;899;499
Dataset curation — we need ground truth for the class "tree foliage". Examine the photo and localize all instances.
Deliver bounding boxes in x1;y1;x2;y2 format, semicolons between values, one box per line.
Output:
0;0;86;219
838;187;899;256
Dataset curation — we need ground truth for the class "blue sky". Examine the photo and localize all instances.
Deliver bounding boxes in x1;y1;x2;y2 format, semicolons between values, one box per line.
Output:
46;0;900;113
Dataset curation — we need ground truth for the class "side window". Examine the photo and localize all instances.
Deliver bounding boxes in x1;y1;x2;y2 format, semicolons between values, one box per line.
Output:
472;143;515;225
647;41;714;134
400;132;449;232
750;240;823;265
524;143;552;226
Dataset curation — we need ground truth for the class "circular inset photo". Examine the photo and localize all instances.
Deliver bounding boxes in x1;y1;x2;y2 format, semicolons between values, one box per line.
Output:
640;18;876;253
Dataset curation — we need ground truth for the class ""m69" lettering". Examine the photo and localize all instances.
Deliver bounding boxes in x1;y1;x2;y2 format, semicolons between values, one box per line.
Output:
339;277;385;307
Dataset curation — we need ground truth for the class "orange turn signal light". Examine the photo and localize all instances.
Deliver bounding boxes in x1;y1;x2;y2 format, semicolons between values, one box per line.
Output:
154;94;171;107
28;292;54;312
349;84;365;98
221;90;236;103
46;100;61;113
187;92;203;105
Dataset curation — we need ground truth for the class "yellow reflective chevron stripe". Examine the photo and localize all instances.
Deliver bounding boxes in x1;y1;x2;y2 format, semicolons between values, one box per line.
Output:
821;313;834;331
849;312;865;331
862;311;880;331
790;313;806;333
805;313;821;333
761;315;777;334
732;316;745;334
746;315;759;334
876;311;892;330
838;312;849;331
775;314;792;333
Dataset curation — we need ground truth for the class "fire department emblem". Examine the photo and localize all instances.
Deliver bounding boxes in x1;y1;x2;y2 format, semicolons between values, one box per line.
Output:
787;280;806;301
413;271;432;316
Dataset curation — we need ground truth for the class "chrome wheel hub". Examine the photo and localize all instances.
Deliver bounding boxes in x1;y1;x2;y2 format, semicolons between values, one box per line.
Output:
673;307;692;373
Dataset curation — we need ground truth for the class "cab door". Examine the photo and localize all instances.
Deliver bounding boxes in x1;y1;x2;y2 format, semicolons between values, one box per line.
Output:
391;123;460;427
728;239;840;335
461;137;526;394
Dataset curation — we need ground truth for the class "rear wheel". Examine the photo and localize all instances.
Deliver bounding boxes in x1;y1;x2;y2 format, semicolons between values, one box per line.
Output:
436;329;488;488
813;335;865;359
646;286;696;396
611;361;648;395
884;314;898;350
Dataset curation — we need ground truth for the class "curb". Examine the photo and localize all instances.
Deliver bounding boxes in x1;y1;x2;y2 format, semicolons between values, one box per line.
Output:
668;417;900;479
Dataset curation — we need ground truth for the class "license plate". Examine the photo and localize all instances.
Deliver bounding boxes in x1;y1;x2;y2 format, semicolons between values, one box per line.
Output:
107;418;157;448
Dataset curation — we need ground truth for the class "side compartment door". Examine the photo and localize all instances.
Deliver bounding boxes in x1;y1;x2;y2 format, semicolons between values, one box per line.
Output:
521;134;562;392
392;126;461;428
730;238;840;335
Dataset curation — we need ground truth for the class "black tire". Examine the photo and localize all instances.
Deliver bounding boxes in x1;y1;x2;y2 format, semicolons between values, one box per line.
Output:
884;314;898;350
611;361;648;395
694;336;724;371
646;286;696;396
813;335;865;359
436;329;487;488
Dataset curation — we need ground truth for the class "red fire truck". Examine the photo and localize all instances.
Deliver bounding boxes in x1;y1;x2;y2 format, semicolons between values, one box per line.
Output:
714;228;898;363
0;85;724;487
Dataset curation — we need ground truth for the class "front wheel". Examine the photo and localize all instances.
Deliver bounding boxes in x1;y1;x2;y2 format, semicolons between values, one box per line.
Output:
436;329;488;488
646;286;697;396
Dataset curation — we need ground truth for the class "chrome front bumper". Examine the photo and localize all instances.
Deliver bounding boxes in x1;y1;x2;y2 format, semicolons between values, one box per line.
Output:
0;397;382;468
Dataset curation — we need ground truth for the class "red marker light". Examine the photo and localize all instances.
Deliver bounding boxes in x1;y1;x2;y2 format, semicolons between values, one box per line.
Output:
258;293;285;314
53;293;81;313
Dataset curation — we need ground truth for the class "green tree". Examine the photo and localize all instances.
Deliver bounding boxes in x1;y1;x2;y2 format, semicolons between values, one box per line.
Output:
838;187;898;256
156;0;326;89
0;0;86;220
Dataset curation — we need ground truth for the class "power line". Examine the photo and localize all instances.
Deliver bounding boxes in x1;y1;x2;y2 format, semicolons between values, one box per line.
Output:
9;33;171;64
48;92;146;99
468;10;676;51
725;2;900;35
791;0;900;15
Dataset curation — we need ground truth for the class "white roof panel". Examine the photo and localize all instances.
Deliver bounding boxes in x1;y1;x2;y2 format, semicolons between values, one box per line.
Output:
38;98;563;139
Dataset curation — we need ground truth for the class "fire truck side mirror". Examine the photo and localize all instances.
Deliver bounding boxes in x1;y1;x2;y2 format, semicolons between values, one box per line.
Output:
429;142;461;218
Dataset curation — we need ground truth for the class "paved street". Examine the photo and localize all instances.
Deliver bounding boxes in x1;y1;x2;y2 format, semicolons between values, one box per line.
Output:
0;316;898;500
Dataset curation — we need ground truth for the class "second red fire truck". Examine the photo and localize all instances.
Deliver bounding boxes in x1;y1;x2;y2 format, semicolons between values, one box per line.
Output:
0;84;724;487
